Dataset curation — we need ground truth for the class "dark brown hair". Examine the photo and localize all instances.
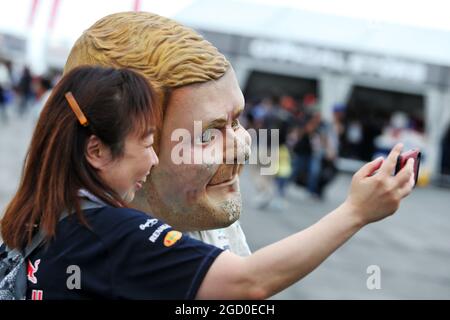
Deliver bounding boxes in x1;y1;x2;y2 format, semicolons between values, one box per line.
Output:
1;66;159;250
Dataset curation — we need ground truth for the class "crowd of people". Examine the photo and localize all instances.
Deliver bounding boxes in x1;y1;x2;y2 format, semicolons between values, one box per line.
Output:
243;94;341;209
241;91;434;208
0;62;58;123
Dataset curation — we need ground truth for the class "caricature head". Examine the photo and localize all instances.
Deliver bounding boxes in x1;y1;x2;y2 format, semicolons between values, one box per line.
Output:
65;12;251;231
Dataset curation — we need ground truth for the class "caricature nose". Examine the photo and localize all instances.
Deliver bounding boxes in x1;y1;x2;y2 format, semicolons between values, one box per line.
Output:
223;127;251;164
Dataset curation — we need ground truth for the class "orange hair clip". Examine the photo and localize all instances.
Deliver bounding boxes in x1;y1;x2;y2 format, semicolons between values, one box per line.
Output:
65;92;88;127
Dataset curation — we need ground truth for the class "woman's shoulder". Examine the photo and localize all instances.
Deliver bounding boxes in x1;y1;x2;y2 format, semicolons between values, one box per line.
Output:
83;205;164;237
95;206;152;220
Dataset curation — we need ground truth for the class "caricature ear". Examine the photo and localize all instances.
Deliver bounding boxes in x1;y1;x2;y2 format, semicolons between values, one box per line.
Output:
85;135;111;170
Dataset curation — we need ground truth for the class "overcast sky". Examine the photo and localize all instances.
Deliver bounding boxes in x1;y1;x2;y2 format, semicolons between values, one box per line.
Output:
248;0;450;31
1;0;450;73
2;0;450;41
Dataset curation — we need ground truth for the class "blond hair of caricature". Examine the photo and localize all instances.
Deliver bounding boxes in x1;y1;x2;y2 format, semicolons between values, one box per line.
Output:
65;11;230;121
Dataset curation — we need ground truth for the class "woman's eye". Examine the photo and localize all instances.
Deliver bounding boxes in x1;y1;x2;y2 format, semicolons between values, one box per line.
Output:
144;140;154;148
232;119;240;129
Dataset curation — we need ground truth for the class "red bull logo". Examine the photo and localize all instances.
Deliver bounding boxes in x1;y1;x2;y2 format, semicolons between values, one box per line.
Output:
27;259;41;284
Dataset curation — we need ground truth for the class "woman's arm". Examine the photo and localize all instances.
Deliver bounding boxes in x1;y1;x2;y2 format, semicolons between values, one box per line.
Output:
196;143;416;299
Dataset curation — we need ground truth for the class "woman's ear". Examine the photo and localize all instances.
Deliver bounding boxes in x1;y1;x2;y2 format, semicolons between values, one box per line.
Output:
85;135;112;170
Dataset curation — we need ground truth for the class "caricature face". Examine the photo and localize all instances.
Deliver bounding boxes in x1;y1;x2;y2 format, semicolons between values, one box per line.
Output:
141;68;251;231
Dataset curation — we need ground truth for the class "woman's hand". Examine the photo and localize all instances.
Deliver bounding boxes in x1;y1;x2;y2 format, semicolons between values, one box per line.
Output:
344;143;416;226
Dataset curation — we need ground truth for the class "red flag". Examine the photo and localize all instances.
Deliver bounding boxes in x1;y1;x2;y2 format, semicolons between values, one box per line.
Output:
48;0;61;30
133;0;141;12
27;0;40;27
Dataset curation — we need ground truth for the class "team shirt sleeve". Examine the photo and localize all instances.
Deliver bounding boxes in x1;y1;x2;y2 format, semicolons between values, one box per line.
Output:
100;208;224;299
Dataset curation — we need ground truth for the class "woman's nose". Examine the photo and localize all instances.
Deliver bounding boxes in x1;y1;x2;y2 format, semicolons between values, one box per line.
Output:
151;147;159;166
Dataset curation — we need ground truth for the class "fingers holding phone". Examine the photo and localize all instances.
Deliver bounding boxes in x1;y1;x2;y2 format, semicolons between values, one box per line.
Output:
395;158;415;197
345;143;419;225
379;143;405;177
395;149;421;187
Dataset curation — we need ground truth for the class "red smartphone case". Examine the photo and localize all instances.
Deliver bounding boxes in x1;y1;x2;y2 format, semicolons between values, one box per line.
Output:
395;149;421;186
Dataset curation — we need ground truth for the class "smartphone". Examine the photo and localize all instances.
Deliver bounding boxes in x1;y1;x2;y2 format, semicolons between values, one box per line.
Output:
394;149;421;187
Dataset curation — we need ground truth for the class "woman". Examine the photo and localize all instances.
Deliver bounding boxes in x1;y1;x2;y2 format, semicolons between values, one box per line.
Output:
1;66;220;299
1;66;416;300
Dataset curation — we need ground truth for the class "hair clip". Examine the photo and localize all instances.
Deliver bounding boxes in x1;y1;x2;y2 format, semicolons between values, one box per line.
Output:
65;92;89;127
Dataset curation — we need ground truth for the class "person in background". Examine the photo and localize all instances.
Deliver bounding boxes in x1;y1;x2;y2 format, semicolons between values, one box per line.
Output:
272;128;292;209
16;66;33;116
32;76;53;120
0;62;12;123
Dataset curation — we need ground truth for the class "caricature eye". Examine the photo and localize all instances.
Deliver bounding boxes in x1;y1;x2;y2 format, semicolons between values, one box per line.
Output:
232;119;240;129
198;128;215;144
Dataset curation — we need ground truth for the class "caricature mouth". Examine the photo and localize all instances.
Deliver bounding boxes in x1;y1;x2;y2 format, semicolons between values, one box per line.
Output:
207;164;241;187
206;174;239;188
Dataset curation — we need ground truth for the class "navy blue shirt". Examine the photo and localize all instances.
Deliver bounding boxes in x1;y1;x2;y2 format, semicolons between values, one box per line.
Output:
25;206;223;300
